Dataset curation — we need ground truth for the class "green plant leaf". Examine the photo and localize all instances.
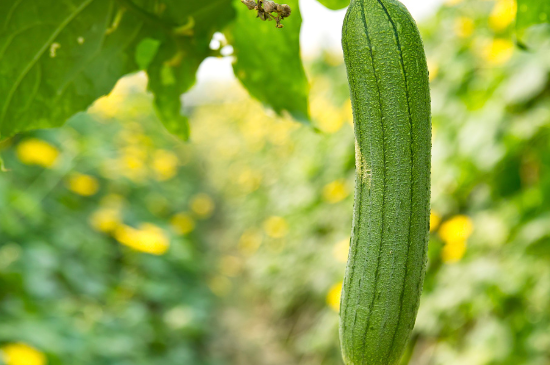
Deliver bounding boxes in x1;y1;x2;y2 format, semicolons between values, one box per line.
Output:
315;0;349;11
0;0;235;141
146;0;235;140
0;0;139;140
230;0;310;123
516;0;550;38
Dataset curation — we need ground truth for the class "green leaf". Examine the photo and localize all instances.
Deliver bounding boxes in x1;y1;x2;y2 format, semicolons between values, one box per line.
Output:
0;155;7;172
0;0;236;141
135;38;161;70
516;0;550;38
315;0;349;11
230;0;310;123
146;0;235;140
0;0;141;140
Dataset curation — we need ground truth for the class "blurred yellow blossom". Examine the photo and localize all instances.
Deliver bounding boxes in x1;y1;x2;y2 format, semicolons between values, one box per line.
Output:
190;194;215;218
323;180;349;203
104;145;148;182
326;282;343;312
442;240;467;263
482;38;514;65
263;216;289;238
208;275;232;297
427;60;439;82
1;343;46;365
489;0;517;32
114;223;169;255
218;255;243;277
239;118;267;152
333;238;350;263
89;207;121;233
67;173;99;196
118;126;151;147
16;139;59;168
87;77;142;119
341;99;354;126
89;92;125;119
430;211;442;232
170;213;195;235
312;97;345;134
238;229;263;256
439;215;473;264
268;120;295;146
122;153;144;171
237;168;262;193
439;215;474;244
152;150;178;181
454;17;475;38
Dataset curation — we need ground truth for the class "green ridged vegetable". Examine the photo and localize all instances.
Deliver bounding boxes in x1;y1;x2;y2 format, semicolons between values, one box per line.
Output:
339;0;431;364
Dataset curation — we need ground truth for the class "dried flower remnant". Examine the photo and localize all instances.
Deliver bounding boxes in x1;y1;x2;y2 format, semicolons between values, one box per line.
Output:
241;0;292;28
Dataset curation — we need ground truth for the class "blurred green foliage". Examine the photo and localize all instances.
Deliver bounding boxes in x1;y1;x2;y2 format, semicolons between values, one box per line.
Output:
1;1;550;365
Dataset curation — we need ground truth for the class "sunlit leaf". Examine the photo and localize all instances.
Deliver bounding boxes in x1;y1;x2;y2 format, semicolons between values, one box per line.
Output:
516;0;550;39
316;0;349;11
230;0;310;123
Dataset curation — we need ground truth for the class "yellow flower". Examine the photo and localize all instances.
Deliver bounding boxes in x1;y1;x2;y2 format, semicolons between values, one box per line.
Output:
439;215;473;264
333;238;350;263
430;211;442;232
152;150;178;181
341;99;354;126
208;275;232;297
263;216;289;238
67;173;99;196
1;343;46;365
89;207;121;233
489;0;517;32
312;98;345;134
454;17;475;38
89;92;125;119
442;240;467;263
427;60;439;82
439;215;474;244
170;213;195;235
237;168;262;193
190;194;215;218
87;78;136;119
89;195;124;233
218;255;242;277
16;139;59;168
238;229;263;256
323;180;349;203
327;282;343;312
482;38;514;66
114;223;169;255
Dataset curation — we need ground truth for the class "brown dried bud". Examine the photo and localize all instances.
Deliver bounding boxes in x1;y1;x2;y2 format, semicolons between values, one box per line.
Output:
258;11;269;20
241;0;257;10
263;0;276;13
276;23;284;28
280;4;291;17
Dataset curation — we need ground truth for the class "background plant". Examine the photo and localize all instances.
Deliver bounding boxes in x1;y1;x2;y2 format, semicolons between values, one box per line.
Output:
1;0;550;364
